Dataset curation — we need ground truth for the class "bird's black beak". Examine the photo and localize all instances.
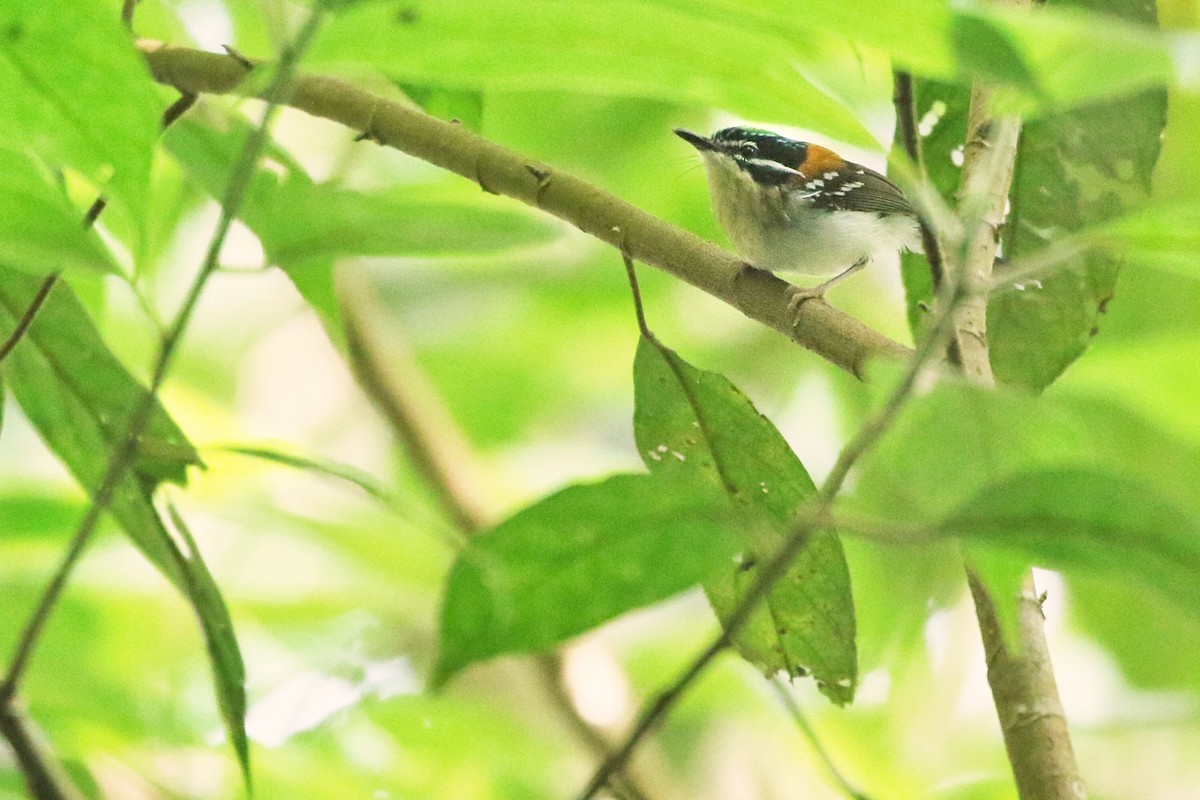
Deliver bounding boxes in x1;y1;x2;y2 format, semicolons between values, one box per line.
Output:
673;128;715;152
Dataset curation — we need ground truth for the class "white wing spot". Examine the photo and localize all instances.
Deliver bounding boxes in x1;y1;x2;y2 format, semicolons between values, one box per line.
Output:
823;171;837;180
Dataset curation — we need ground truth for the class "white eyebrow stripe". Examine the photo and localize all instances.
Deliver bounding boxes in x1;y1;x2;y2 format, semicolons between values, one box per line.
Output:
745;158;803;178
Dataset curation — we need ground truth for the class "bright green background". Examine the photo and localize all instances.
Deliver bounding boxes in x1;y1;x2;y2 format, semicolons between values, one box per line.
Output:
1;0;1199;798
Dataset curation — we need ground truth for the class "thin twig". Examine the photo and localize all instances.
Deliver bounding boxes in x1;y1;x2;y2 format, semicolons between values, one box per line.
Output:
577;270;968;800
121;0;139;29
893;69;946;290
0;6;325;702
0;274;59;364
621;243;653;341
0;704;85;800
769;678;873;800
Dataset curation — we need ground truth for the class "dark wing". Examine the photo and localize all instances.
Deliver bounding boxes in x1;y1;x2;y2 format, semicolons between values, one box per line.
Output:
805;165;916;216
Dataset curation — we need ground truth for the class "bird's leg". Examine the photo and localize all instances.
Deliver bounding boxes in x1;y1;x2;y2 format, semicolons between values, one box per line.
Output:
785;257;869;318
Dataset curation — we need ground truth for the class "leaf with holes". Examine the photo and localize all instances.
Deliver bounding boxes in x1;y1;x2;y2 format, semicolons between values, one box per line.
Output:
633;336;856;704
896;0;1168;392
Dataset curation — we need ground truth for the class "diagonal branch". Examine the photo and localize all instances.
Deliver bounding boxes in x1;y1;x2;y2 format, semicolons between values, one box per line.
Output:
0;703;85;800
136;42;910;379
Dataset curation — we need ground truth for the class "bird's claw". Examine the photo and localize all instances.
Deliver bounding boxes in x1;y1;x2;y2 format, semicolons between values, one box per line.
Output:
785;285;827;324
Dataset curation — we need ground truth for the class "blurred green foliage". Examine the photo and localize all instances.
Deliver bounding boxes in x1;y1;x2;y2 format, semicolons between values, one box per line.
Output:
1;0;1199;798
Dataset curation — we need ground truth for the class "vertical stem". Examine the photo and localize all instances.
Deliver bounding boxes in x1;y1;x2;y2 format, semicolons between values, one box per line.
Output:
969;575;1084;799
947;12;1085;797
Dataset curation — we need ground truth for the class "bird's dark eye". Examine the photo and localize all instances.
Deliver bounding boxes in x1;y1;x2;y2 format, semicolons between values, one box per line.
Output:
738;143;758;158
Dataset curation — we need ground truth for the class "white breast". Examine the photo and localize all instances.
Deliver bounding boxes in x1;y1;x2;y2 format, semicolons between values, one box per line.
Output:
700;153;920;276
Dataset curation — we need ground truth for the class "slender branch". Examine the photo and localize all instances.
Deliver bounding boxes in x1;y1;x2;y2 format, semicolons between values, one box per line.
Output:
0;7;325;702
968;573;1082;800
0;704;85;800
121;0;139;29
892;69;947;290
337;275;490;538
577;271;968;800
0;273;59;364
769;678;873;800
136;42;911;379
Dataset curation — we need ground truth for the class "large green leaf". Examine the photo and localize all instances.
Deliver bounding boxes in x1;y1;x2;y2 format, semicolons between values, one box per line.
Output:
311;0;879;147
433;472;741;686
938;469;1200;615
0;1;159;218
0;146;115;275
659;0;956;79
0;269;250;784
1085;200;1200;281
633;337;856;704
0;266;194;589
961;1;1176;109
851;381;1090;526
0;269;200;491
897;0;1167;391
991;82;1166;390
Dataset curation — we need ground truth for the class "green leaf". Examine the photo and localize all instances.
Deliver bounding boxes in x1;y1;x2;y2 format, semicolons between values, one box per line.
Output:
897;0;1168;391
0;267;200;572
312;0;879;147
163;116;561;330
633;337;856;704
163;504;251;791
641;0;958;81
939;469;1200;615
1086;201;1200;280
963;1;1175;109
433;473;741;686
213;444;398;508
0;1;160;218
852;381;1091;526
951;15;1043;96
0;146;115;275
990;83;1166;391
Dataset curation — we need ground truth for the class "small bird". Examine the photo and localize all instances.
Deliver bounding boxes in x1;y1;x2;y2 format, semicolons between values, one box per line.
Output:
674;126;921;308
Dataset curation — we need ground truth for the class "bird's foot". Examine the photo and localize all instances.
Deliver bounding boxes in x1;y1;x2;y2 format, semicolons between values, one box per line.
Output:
785;284;828;324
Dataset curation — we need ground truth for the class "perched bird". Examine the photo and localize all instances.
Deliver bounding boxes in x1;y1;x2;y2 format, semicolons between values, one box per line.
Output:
674;126;921;308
